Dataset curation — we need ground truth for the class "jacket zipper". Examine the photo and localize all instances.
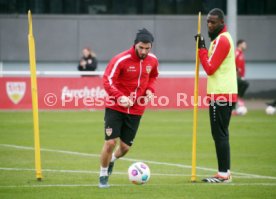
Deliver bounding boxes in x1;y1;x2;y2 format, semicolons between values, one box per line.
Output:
128;59;143;114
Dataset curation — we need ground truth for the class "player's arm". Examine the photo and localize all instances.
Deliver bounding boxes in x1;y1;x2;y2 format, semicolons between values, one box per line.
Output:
146;60;159;94
103;58;133;107
235;51;245;78
103;58;124;99
143;60;159;103
198;35;230;76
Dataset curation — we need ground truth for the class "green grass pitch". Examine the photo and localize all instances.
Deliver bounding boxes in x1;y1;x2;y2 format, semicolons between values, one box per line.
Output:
0;110;275;199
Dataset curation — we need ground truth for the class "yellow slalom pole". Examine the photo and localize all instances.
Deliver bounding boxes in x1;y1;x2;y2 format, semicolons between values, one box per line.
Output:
28;10;43;181
191;12;201;182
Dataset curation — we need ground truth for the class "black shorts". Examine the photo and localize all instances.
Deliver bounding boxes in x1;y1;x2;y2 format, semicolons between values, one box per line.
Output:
104;108;142;146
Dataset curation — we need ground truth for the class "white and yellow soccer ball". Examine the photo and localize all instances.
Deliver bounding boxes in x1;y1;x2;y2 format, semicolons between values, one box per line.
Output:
128;162;150;185
266;106;276;115
236;106;248;116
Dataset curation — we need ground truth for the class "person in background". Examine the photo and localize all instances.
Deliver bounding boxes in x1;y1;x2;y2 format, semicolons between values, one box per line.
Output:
78;47;98;71
234;39;249;110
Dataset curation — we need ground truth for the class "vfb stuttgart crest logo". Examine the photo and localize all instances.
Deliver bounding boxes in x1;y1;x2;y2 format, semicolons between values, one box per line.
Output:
146;65;152;74
105;127;113;137
6;82;26;104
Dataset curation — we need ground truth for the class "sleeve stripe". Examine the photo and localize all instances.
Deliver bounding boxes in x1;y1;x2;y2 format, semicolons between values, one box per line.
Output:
108;54;131;86
148;53;157;59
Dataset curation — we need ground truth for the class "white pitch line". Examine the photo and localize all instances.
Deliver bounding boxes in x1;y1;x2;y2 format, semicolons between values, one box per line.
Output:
1;183;276;188
0;144;99;158
0;167;274;179
1;144;276;180
0;167;199;177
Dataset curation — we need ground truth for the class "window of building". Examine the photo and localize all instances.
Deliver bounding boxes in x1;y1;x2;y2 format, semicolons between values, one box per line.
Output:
0;0;275;15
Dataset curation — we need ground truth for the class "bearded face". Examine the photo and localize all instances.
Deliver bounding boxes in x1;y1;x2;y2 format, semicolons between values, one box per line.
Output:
135;42;152;59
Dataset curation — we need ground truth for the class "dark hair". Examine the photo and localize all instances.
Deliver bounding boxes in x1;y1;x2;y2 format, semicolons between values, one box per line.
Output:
208;8;225;20
237;39;245;46
134;28;154;44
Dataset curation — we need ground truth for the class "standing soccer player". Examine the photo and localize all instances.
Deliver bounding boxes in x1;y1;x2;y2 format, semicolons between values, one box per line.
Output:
235;39;249;109
195;8;237;183
98;28;159;188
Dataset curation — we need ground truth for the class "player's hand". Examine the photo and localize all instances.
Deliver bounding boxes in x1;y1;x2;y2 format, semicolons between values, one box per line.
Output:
119;96;134;107
144;89;154;104
194;34;206;49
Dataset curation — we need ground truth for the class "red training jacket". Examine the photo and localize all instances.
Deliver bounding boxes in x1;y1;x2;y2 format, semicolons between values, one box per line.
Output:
198;26;237;102
235;48;245;78
103;46;159;115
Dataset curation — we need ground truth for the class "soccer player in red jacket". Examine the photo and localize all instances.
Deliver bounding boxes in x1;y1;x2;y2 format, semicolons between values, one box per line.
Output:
98;28;159;188
235;39;249;109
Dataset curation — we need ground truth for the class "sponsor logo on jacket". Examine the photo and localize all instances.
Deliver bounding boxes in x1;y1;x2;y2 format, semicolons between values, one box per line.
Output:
127;65;136;72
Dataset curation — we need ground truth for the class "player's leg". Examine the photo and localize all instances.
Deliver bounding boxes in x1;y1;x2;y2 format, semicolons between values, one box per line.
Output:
232;78;240;114
100;139;116;171
99;108;123;188
108;113;141;176
113;140;131;159
266;99;276;107
213;102;232;173
99;139;116;188
238;78;249;98
202;101;232;183
107;140;130;176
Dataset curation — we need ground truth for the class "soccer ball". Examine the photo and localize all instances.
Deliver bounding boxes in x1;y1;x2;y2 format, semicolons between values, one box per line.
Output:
128;162;150;185
266;106;276;115
236;106;248;116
